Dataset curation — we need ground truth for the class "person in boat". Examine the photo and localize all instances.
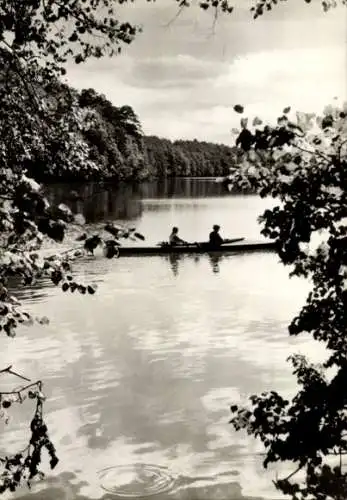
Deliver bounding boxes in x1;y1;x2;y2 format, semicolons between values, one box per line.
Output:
209;225;224;247
169;227;187;246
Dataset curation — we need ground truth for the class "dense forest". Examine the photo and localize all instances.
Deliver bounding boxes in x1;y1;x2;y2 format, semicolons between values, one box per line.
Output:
0;46;237;182
144;136;236;178
3;67;235;182
77;87;237;182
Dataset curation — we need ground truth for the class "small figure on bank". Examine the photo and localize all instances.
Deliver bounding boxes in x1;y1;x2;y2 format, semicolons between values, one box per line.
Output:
169;227;187;246
209;225;224;248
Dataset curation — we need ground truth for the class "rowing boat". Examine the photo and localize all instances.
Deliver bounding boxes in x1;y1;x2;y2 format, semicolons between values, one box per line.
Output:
116;239;277;257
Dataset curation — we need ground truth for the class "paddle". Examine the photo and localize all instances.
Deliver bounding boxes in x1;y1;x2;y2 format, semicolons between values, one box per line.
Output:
186;238;245;247
221;237;245;245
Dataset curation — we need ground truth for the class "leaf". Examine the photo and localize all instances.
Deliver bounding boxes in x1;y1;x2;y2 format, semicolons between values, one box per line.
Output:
58;203;72;216
51;270;63;285
240;118;248;129
75;232;87;241
277;115;289;126
104;223;119;237
37;391;46;401
69;32;78;42
47;221;65;242
134;232;145;241
84;235;102;253
104;241;120;258
74;213;86;225
252;117;263;126
283;106;291;114
21;174;41;192
50;456;59;469
38;316;50;325
233;104;244;114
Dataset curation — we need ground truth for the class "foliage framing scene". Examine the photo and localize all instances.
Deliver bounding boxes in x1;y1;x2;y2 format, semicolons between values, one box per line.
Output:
0;0;346;499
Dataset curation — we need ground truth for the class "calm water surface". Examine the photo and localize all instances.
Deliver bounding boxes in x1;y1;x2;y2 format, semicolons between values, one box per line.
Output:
0;180;325;500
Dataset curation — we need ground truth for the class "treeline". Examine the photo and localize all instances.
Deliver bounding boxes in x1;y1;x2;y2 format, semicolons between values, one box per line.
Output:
77;87;147;182
50;86;237;182
77;88;237;181
143;136;236;178
0;51;237;183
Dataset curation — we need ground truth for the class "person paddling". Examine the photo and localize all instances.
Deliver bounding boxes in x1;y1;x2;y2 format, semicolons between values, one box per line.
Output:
169;227;187;246
209;225;224;247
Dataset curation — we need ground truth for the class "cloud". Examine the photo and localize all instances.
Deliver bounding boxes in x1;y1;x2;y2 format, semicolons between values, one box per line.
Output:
134;45;346;142
65;2;347;143
125;55;228;89
214;46;347;119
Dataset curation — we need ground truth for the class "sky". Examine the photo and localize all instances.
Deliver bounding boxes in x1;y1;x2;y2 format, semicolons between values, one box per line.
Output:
65;0;347;144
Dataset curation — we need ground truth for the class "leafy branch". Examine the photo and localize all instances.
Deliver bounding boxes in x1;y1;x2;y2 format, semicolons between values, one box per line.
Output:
226;102;347;499
0;365;58;493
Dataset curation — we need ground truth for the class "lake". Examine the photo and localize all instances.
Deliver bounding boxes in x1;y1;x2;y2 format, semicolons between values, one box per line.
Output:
0;179;324;500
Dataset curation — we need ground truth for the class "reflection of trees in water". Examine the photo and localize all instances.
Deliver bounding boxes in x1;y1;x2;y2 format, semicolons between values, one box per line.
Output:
45;178;229;225
139;178;226;199
7;275;50;302
45;182;143;223
45;178;227;225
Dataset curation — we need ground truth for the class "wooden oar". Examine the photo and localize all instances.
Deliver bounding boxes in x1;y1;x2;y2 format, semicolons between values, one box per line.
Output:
184;238;245;247
221;237;245;245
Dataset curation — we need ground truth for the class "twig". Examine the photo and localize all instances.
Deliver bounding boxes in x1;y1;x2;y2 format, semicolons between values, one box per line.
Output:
282;464;304;482
163;4;186;27
0;380;41;395
0;365;31;382
293;143;331;163
206;5;219;38
338;139;347;161
0;195;15;201
53;244;84;257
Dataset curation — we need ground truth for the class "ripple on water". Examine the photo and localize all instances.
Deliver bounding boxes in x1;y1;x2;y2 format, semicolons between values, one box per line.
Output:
98;464;176;498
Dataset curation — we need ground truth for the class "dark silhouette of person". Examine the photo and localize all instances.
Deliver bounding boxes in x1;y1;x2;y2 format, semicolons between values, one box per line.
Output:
209;225;224;248
169;227;187;246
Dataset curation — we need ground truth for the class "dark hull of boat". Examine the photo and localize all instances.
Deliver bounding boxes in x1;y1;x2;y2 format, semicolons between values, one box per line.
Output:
117;241;277;257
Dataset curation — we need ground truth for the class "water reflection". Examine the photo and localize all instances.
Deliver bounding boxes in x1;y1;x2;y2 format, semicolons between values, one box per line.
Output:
44;179;232;226
165;254;224;277
167;254;181;277
208;254;222;274
98;463;176;497
3;182;313;500
45;182;143;224
139;178;228;200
